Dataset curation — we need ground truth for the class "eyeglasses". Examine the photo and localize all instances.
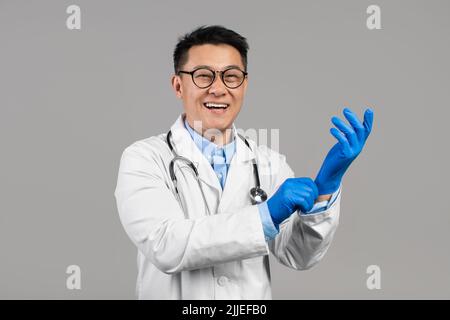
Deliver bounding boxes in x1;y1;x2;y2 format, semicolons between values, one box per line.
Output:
177;67;248;89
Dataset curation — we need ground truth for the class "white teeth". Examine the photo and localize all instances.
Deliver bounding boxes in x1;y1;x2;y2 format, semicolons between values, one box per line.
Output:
204;103;228;108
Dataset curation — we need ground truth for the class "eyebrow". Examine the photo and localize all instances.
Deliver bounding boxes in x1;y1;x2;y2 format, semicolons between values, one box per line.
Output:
193;64;243;70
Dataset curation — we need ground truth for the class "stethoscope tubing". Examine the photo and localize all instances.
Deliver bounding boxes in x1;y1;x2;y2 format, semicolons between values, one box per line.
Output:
166;130;267;215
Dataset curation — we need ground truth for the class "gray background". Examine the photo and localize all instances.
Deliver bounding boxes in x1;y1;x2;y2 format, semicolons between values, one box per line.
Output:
1;0;449;299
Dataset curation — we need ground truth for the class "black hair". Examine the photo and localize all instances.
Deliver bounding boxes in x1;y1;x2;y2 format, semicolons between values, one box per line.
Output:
173;25;249;74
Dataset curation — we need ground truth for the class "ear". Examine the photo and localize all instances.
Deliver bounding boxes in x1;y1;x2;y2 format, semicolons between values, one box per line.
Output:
171;75;183;99
242;75;249;93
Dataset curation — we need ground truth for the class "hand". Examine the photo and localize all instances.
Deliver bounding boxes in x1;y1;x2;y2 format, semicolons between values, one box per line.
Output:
314;108;374;195
267;177;319;226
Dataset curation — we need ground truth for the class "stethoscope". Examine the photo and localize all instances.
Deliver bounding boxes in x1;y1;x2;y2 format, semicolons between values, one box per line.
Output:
166;130;268;216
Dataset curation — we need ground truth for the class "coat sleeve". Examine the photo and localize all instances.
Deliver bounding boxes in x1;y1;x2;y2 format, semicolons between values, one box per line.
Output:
114;140;269;274
266;152;341;270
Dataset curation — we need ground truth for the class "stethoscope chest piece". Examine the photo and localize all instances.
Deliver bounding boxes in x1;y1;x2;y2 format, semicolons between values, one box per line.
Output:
250;186;268;205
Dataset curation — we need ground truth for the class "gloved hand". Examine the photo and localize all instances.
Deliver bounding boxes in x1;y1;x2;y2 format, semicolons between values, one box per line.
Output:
267;177;319;226
314;108;374;195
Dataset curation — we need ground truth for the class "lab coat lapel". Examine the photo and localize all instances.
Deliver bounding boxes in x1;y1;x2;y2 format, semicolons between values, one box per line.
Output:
169;115;223;197
219;131;256;212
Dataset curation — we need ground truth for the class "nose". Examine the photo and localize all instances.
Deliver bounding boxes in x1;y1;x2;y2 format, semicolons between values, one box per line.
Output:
207;71;227;96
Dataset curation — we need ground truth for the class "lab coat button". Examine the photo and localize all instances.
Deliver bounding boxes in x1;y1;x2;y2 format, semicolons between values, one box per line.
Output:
217;276;228;286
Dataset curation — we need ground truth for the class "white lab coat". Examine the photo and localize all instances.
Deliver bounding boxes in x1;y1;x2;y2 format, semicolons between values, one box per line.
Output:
114;114;340;300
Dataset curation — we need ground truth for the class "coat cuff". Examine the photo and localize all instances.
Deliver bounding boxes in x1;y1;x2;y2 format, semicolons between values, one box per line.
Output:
257;202;279;241
299;184;341;215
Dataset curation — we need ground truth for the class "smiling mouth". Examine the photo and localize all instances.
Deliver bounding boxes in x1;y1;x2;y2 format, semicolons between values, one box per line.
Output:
203;102;230;110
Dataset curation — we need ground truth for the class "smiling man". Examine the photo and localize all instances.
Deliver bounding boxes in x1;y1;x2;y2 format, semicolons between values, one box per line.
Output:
172;36;248;146
114;25;373;299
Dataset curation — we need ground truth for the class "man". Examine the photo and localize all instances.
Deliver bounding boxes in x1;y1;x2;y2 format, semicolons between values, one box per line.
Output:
114;25;373;299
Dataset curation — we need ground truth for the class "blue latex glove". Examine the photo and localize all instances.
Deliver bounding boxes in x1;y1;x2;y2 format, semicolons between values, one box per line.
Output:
267;177;319;226
315;108;374;195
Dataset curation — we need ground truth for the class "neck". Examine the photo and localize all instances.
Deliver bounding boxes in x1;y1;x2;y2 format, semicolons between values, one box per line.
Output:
186;117;234;146
203;128;233;146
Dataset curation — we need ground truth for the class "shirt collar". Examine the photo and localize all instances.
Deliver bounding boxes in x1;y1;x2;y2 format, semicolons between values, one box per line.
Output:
184;117;236;165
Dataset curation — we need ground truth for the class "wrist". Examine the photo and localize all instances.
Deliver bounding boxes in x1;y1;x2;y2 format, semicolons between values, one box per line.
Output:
266;198;282;227
316;193;332;203
315;179;341;195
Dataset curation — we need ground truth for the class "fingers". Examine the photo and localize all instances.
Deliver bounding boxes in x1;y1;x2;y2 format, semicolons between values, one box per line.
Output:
332;107;374;146
294;177;318;199
343;108;365;142
309;180;319;199
290;178;318;211
330;127;351;155
331;116;358;147
294;191;314;212
298;197;314;212
363;108;374;134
